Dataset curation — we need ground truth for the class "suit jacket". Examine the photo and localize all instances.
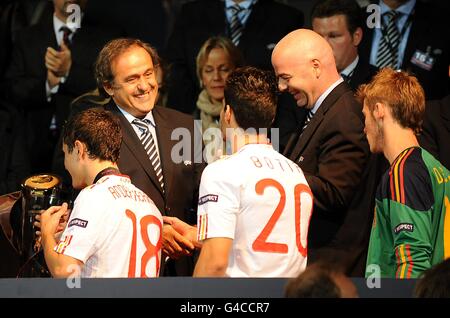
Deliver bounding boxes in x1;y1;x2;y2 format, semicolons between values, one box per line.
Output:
283;82;377;275
346;57;379;91
0;101;29;195
360;1;449;100
105;102;206;276
418;95;450;170
165;0;304;114
4;5;119;171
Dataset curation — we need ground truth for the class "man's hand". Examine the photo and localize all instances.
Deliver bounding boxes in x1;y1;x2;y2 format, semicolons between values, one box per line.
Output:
163;216;202;249
38;203;69;240
35;205;70;241
47;69;61;89
162;223;195;259
45;42;72;78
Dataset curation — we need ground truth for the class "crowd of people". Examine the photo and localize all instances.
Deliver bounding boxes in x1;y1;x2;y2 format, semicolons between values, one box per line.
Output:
0;0;449;297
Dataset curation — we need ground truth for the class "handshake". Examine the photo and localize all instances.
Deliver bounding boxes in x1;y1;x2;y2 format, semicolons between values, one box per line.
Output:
162;216;202;260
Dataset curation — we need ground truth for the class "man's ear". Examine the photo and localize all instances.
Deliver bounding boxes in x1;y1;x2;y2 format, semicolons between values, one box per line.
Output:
352;27;363;47
224;104;233;124
103;82;114;97
74;140;86;160
373;102;386;120
312;58;321;79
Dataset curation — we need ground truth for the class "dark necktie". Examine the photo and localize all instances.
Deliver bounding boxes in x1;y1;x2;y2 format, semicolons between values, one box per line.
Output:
376;10;401;68
301;110;314;132
132;119;164;192
229;4;244;46
341;73;350;82
59;26;72;48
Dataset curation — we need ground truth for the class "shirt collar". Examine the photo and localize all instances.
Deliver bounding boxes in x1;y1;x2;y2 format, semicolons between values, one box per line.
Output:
225;0;255;10
341;55;359;77
380;0;415;15
116;105;156;128
53;14;78;36
311;78;344;114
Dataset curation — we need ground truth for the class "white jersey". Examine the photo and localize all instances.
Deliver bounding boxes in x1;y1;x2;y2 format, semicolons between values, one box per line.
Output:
197;144;313;277
55;173;163;278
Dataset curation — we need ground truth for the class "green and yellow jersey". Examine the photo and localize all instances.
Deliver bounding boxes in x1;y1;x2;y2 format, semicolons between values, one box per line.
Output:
366;147;450;279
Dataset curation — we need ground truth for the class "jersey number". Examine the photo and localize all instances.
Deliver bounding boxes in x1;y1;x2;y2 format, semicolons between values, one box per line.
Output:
125;209;162;277
252;178;312;256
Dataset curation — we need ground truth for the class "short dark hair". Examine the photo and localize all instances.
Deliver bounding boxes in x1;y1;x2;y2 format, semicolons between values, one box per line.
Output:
62;109;122;163
285;263;343;298
311;0;363;35
414;259;450;298
224;66;277;130
95;38;160;97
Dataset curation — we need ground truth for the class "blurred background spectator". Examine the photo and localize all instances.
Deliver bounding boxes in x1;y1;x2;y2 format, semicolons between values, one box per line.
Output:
285;262;359;298
164;0;304;114
194;36;244;162
3;0;120;173
414;258;450;298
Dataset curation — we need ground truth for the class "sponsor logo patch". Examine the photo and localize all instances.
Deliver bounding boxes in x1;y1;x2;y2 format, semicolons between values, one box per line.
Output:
198;194;218;205
68;218;88;228
394;223;414;234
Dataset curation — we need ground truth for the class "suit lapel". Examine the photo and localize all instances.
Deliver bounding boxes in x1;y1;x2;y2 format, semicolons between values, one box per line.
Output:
290;83;350;162
106;103;164;196
239;1;265;50
402;9;421;69
152;107;177;197
206;0;227;34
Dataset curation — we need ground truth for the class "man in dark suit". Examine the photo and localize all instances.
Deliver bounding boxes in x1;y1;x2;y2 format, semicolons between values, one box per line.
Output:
273;0;379;154
311;0;378;91
360;0;449;100
418;94;450;170
165;0;304;114
94;38;205;276
4;0;119;173
272;29;376;275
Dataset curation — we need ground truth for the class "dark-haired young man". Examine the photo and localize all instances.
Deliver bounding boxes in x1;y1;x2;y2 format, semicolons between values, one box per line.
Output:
39;109;163;278
166;67;313;277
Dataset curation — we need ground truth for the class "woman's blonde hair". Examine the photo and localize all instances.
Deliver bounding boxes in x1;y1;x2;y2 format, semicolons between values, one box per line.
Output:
196;36;244;85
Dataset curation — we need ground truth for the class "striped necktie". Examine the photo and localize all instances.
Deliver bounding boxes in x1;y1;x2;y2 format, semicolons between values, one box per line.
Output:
132;119;164;192
376;10;400;69
301;110;314;132
229;4;244;46
59;26;72;48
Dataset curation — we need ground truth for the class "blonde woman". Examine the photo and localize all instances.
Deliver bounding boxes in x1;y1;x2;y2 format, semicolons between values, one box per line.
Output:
195;36;244;162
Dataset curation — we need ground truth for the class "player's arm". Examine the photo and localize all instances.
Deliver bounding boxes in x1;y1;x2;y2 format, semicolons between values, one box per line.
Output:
40;204;83;278
193;237;232;277
391;202;433;279
390;162;434;279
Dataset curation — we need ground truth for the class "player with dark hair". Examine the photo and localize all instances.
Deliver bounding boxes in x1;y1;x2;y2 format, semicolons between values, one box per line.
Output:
39;109;163;278
166;67;313;277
